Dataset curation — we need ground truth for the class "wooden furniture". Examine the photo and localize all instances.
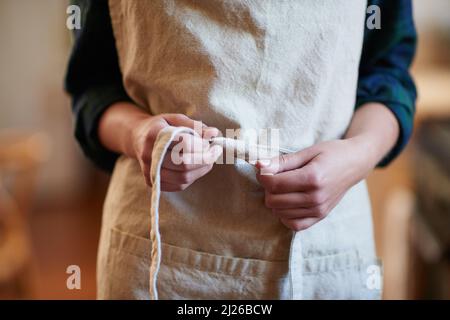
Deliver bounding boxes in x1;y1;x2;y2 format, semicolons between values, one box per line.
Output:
0;131;49;299
409;117;450;299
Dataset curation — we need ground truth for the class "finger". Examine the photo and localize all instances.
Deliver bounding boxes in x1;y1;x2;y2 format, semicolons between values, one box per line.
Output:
255;147;319;175
280;217;320;232
162;152;210;171
273;190;344;220
202;126;220;140
160;164;213;185
162;114;204;136
165;144;222;167
264;190;323;209
162;114;221;139
272;195;333;220
168;133;209;153
257;162;323;194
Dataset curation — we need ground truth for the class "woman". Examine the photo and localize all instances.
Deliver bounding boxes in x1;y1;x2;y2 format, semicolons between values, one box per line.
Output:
66;0;416;299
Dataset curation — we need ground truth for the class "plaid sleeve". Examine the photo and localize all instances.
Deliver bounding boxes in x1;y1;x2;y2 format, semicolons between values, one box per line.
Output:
356;0;417;167
65;0;131;172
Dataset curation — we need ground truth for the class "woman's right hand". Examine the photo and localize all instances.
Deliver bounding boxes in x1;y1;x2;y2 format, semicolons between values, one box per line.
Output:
131;113;222;190
98;102;222;191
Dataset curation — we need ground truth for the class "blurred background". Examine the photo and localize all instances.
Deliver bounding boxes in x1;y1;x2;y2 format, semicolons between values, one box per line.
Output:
0;0;449;299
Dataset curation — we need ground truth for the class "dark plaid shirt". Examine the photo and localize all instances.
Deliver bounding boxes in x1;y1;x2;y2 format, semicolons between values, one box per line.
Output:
65;0;417;172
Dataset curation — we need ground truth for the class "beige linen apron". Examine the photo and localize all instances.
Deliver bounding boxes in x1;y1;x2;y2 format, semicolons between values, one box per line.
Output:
97;0;382;300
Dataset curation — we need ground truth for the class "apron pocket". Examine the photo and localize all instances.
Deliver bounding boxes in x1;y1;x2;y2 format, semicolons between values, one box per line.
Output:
358;257;383;300
99;227;152;300
158;242;290;300
301;250;383;300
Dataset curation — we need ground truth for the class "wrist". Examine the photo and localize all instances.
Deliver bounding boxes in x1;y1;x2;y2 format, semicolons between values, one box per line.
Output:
127;113;153;158
98;102;152;158
345;134;380;173
344;102;400;169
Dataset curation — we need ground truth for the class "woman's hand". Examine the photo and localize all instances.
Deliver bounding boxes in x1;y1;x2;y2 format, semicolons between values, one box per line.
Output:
131;113;222;190
98;102;221;191
256;102;400;231
256;138;373;231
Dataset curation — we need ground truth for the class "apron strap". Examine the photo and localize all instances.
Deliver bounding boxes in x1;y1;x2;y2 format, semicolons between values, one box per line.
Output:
148;126;297;299
149;126;196;300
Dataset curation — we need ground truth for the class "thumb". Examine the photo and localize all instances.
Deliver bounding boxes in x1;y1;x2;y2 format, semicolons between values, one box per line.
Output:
256;147;318;175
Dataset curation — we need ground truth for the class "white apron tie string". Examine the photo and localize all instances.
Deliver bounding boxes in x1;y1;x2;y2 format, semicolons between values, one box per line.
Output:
148;126;298;300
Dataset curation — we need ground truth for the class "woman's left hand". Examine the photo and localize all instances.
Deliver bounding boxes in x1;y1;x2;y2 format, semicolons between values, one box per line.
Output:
256;137;375;231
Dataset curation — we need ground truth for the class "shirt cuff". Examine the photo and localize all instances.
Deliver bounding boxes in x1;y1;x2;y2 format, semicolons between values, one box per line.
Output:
72;84;132;172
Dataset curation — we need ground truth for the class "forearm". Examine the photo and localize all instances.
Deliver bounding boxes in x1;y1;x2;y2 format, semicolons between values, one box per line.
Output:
98;102;150;158
344;102;400;169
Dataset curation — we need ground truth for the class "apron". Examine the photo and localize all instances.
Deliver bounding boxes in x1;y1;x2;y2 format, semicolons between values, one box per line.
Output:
97;0;382;300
